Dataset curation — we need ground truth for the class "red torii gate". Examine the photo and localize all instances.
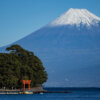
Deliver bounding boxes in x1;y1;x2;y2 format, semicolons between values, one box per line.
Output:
22;80;31;91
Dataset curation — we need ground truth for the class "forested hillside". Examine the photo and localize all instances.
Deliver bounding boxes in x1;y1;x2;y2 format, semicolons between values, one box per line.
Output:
0;44;47;89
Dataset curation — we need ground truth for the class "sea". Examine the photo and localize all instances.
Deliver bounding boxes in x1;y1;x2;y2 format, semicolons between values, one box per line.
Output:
0;87;100;100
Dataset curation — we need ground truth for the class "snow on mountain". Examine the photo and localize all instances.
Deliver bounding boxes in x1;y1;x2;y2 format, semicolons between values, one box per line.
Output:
49;8;100;27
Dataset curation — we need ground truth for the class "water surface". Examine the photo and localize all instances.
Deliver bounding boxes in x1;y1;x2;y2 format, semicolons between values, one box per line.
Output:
0;88;100;100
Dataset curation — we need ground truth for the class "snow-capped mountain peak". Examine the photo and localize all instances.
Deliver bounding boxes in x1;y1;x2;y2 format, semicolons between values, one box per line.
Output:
49;8;100;27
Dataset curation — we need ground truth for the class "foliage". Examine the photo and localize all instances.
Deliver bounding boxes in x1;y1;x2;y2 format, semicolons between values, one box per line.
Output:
0;44;47;89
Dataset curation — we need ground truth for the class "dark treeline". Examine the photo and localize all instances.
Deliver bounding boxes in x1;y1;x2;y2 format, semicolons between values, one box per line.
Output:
0;44;47;89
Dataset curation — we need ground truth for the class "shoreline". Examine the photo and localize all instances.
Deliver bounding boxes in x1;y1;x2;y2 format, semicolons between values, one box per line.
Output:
0;86;45;94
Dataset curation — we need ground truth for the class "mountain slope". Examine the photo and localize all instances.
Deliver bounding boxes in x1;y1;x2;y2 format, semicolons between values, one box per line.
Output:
1;8;100;87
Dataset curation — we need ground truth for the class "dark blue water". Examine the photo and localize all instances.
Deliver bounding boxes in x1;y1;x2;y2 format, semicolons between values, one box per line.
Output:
0;88;100;100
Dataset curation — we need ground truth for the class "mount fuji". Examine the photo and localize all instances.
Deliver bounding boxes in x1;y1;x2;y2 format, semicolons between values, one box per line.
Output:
1;8;100;87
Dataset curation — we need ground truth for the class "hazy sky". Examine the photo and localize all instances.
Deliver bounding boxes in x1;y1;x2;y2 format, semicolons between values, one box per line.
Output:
0;0;100;47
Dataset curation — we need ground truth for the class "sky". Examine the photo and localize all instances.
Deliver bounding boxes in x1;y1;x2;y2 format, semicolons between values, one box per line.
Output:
0;0;100;47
